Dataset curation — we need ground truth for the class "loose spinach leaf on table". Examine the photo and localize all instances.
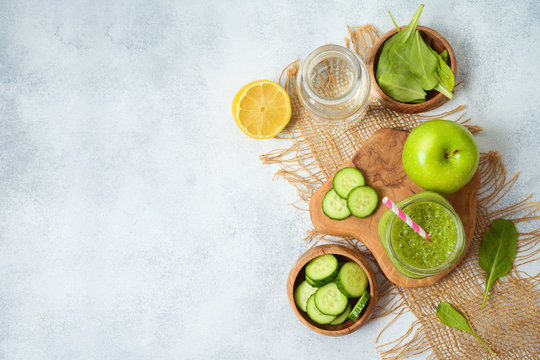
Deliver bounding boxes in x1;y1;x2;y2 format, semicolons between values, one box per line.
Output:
408;30;438;90
479;218;517;309
378;73;426;103
437;302;495;356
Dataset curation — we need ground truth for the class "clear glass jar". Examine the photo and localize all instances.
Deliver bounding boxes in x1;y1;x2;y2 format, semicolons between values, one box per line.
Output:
296;44;371;130
378;191;466;279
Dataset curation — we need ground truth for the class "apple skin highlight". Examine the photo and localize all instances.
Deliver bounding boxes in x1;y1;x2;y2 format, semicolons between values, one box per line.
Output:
402;120;479;194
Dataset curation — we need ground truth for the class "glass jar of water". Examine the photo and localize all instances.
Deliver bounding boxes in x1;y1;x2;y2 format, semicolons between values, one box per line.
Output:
296;44;371;130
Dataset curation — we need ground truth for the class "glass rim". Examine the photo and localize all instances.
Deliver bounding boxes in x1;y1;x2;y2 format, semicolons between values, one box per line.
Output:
385;195;466;276
302;44;361;105
297;44;370;120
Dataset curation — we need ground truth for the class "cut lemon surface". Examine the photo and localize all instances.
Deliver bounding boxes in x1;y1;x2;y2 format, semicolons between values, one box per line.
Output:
232;80;291;139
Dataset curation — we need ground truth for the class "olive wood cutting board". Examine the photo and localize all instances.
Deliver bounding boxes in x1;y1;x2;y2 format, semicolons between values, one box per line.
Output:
309;128;480;288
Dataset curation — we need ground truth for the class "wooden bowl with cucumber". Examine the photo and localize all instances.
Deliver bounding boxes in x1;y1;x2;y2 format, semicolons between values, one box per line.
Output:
367;25;457;114
287;244;378;336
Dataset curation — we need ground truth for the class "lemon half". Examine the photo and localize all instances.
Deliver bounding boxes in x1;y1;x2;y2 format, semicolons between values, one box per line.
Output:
232;80;291;139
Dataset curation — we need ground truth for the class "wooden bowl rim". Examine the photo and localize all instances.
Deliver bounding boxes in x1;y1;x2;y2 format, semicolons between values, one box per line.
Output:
367;25;457;113
286;244;379;336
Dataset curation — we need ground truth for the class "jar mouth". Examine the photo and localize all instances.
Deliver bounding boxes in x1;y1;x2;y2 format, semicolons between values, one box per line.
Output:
385;196;466;277
303;45;362;105
296;44;371;122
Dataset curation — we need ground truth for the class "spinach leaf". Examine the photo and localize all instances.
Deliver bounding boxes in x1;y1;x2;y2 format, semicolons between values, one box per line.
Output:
437;302;495;356
376;35;400;79
377;5;455;102
426;47;454;98
396;5;423;44
440;49;449;64
408;30;438;90
376;5;424;80
389;43;411;74
433;81;454;99
388;11;400;32
437;55;455;92
378;73;426;103
479;219;517;309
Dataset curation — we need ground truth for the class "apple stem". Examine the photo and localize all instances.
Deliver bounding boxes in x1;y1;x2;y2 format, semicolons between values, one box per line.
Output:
445;149;460;158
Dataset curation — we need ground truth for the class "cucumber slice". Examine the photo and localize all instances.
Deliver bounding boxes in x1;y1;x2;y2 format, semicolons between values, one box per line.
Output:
294;280;318;312
305;275;318;288
322;189;351;220
305;274;329;288
314;282;349;316
329;302;352;325
306;294;336;324
333;167;365;198
347;186;378;218
336;262;368;298
305;254;339;286
348;291;370;321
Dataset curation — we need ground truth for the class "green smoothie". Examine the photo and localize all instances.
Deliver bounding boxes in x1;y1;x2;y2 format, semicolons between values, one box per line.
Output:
391;201;457;269
378;191;465;278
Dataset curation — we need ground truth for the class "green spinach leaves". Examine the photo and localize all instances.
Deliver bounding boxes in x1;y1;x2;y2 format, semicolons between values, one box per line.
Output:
437;302;495;356
376;5;455;103
409;30;438;90
379;73;426;103
440;49;449;64
435;219;516;355
376;5;421;80
479;218;517;309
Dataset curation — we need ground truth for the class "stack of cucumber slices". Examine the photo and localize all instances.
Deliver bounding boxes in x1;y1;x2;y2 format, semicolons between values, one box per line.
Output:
322;167;378;220
294;254;371;325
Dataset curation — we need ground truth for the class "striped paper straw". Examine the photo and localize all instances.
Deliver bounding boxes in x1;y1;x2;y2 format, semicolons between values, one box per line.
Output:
382;197;430;241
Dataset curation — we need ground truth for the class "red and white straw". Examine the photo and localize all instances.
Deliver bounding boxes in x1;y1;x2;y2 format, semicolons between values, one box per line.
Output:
382;197;430;241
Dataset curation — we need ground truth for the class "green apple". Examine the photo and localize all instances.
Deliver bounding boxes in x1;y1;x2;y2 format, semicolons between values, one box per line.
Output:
402;120;479;194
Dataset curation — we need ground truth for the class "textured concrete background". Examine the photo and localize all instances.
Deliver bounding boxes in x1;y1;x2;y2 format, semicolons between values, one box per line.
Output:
0;0;538;359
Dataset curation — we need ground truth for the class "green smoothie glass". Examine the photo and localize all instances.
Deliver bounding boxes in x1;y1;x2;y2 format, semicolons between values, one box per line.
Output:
378;191;466;279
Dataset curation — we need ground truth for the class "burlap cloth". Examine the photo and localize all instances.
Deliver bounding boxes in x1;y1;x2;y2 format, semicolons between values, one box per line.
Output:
261;25;540;359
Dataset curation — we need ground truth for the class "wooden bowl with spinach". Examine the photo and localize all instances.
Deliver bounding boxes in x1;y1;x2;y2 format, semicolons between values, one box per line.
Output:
367;6;457;113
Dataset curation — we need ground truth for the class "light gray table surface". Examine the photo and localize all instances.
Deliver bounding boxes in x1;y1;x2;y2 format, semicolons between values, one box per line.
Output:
0;0;538;359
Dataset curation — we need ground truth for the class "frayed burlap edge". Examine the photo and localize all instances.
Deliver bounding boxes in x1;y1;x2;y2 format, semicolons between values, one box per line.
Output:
261;24;540;359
